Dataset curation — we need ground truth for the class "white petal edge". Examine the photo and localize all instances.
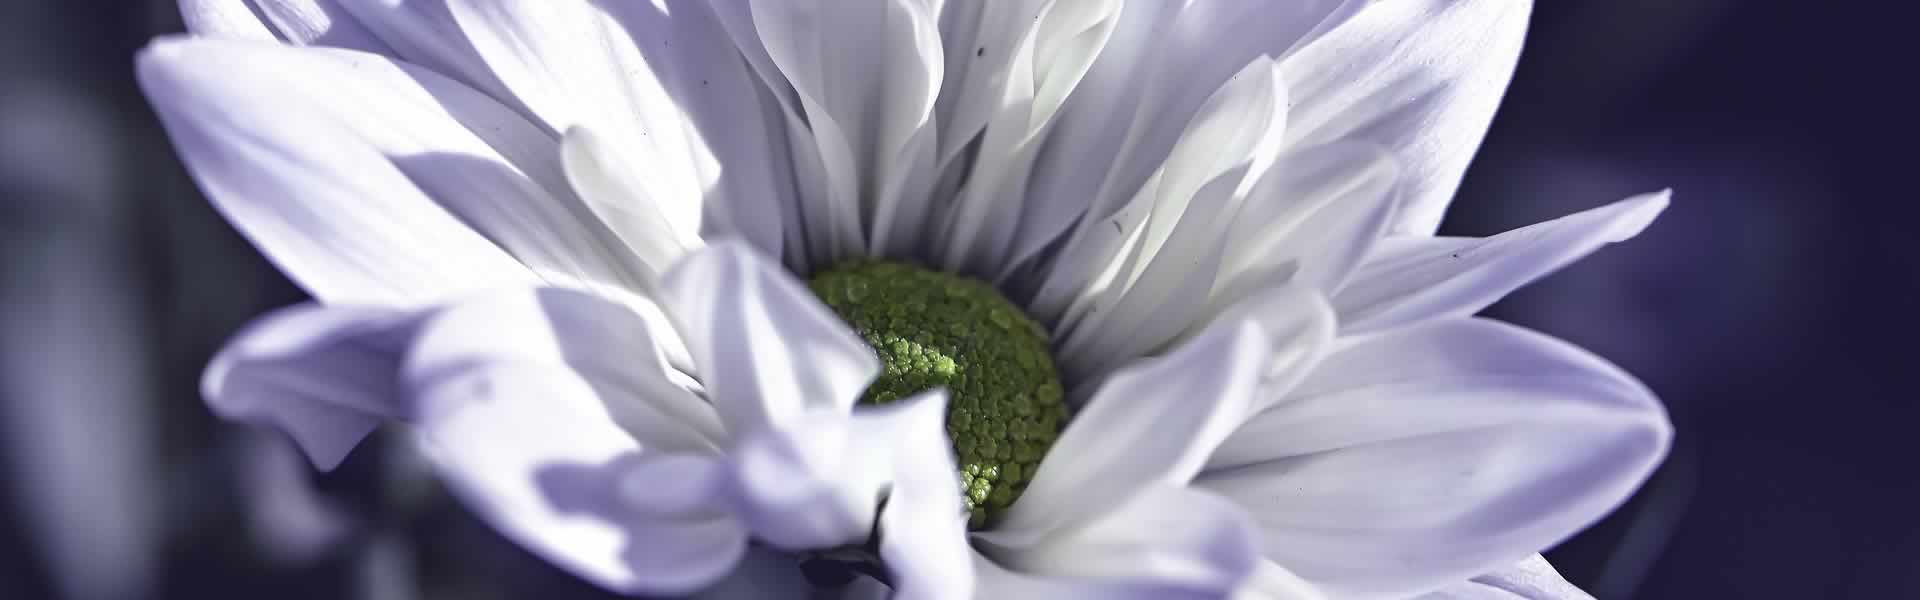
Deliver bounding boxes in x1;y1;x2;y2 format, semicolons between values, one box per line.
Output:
993;318;1274;543
447;0;771;251
559;125;700;282
1334;191;1670;334
1416;555;1596;600
657;240;879;436
1278;0;1532;235
1013;0;1359;270
1045;57;1287;375
201;302;422;470
866;391;974;600
718;0;945;262
399;287;747;595
139;38;654;301
1213;141;1401;308
1199;318;1670;598
139;38;553;305
180;0;395;53
977;486;1260;600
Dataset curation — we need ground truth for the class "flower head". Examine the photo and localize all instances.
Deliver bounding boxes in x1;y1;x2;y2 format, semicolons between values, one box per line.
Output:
149;1;1671;598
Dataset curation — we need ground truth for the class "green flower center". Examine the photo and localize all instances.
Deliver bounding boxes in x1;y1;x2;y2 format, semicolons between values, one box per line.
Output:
807;260;1067;529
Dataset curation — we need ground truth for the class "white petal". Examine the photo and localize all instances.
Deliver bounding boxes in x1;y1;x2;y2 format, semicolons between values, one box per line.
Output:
403;287;721;453
658;241;878;435
180;0;291;41
1198;319;1670;598
1279;0;1531;235
204;0;545;131
180;0;394;53
201;303;423;470
1043;58;1286;375
994;319;1272;543
443;0;700;237
399;287;746;594
1179;285;1339;414
978;486;1259;599
1214;142;1400;309
1334;191;1670;334
1013;0;1357;270
930;0;1121;274
619;0;795;256
560;126;700;281
865;391;973;600
139;38;648;301
323;0;529;110
140;39;547;304
1232;561;1328;600
716;0;944;262
724;404;898;551
447;0;790;255
1418;556;1595;600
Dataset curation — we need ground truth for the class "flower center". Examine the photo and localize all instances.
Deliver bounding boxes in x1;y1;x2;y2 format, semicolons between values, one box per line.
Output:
807;260;1067;529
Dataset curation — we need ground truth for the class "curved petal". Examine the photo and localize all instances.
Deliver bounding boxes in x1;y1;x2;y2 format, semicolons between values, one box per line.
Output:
930;0;1121;274
139;39;548;305
202;303;424;470
865;391;973;600
446;0;790;256
995;319;1272;543
1231;561;1327;600
180;0;395;53
716;393;952;555
723;410;869;551
977;486;1259;599
1279;0;1531;235
710;0;945;263
559;126;701;281
1417;556;1595;600
1179;284;1339;414
657;241;878;435
399;287;745;595
1334;191;1669;334
1198;319;1671;598
1214;141;1400;309
139;38;648;302
1044;57;1286;376
1015;0;1359;270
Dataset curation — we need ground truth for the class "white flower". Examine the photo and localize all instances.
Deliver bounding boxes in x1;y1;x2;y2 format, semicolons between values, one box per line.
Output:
146;1;1671;599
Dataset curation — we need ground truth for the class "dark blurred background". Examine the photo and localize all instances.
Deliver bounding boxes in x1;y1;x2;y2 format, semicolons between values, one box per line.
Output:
3;2;1914;598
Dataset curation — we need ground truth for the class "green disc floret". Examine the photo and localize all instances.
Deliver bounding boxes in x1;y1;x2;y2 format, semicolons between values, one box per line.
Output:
807;260;1067;529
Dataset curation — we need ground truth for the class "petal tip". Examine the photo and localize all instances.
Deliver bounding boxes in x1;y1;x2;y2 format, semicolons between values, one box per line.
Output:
1605;189;1673;242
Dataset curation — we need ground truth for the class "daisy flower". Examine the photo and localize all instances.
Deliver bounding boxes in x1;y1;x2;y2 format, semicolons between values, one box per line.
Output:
144;1;1670;598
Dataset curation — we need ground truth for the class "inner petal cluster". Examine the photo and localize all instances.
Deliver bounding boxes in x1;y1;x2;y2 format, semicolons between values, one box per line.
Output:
807;261;1067;528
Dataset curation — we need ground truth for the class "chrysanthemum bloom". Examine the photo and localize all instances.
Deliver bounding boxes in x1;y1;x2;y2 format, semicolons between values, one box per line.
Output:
145;1;1671;598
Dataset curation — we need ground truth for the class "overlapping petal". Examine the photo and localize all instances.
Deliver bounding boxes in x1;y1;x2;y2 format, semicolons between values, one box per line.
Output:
1335;191;1670;334
712;0;946;263
181;0;394;52
1042;56;1288;375
1199;319;1670;598
401;291;743;594
1279;0;1531;236
930;0;1122;274
1013;0;1362;270
975;486;1260;600
138;38;641;303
